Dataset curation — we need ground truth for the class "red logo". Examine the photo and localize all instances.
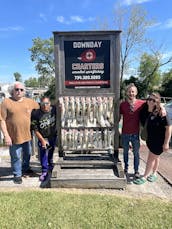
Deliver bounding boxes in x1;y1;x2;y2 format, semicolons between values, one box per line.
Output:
77;49;96;62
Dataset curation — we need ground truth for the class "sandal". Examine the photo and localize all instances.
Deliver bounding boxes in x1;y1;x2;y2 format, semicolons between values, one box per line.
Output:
147;174;157;182
133;177;147;185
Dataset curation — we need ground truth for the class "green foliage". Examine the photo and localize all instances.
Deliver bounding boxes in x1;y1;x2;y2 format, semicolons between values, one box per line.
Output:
29;37;54;86
121;76;146;99
0;191;171;229
44;77;56;100
114;5;154;83
13;72;22;82
24;77;40;87
138;53;161;97
160;69;172;97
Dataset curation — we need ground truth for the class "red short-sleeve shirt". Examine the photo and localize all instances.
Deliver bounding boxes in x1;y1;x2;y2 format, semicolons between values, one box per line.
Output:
120;99;145;134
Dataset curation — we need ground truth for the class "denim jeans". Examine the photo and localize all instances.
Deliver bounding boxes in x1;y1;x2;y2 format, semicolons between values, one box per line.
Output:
121;134;140;172
9;141;32;177
38;136;57;173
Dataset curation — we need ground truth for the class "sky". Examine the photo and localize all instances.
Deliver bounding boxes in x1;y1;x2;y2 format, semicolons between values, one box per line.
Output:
0;0;172;84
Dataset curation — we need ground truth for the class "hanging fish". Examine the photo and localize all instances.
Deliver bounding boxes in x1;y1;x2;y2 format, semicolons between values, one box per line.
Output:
83;129;89;149
75;96;81;124
107;97;114;125
64;96;69;120
62;129;68;150
70;96;75;120
97;96;106;127
59;97;65;127
85;97;92;127
80;96;86;123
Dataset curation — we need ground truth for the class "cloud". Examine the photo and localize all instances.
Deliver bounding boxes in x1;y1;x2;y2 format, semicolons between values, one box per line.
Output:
56;15;95;24
39;13;47;22
162;51;172;60
0;26;24;32
150;18;172;30
56;16;65;23
70;16;84;23
147;22;162;29
121;0;152;5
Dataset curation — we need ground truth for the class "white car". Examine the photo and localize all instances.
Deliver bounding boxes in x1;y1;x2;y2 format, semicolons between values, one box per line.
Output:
165;100;172;125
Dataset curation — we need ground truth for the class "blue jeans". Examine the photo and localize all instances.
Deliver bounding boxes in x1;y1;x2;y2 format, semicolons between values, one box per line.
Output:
38;137;57;173
121;134;140;172
9;141;32;177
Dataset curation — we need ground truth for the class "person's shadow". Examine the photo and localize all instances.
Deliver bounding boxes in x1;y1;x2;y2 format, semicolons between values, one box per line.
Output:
0;167;13;181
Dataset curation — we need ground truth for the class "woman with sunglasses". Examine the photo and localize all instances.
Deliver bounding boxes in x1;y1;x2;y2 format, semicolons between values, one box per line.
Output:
134;92;171;185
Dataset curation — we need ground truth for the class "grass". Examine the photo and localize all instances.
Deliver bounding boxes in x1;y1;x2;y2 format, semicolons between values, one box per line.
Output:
0;190;171;229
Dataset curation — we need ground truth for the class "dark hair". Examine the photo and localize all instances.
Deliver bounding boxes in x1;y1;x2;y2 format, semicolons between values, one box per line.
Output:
40;96;50;102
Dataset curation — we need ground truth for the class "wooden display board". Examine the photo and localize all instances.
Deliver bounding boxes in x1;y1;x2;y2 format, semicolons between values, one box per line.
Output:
51;31;126;189
53;31;121;157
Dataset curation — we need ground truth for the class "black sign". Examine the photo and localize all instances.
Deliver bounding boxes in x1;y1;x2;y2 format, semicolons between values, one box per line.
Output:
64;40;110;88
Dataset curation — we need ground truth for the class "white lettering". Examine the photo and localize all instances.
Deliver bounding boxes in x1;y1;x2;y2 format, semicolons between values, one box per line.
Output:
73;41;102;48
72;63;104;70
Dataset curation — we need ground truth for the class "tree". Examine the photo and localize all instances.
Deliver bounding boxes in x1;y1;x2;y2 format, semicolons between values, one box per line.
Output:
138;53;161;96
44;77;56;101
29;37;55;87
113;5;153;84
24;77;40;87
122;76;146;99
160;69;172;97
13;72;22;82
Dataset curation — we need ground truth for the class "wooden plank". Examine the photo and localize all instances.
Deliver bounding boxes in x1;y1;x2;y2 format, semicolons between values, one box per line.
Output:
50;164;127;189
57;169;116;179
50;152;126;189
57;159;115;166
50;177;126;189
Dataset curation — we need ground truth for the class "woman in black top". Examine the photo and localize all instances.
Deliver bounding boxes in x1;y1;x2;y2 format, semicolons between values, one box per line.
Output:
134;92;171;185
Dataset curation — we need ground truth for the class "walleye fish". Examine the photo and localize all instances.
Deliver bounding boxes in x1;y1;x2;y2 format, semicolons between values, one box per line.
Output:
97;96;106;127
59;97;65;127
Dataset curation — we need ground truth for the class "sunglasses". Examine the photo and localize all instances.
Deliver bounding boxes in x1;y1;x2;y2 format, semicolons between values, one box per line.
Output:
129;104;134;113
41;102;50;106
15;88;24;92
147;98;156;103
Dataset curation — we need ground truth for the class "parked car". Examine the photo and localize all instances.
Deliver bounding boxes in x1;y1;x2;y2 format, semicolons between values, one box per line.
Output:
165;100;172;125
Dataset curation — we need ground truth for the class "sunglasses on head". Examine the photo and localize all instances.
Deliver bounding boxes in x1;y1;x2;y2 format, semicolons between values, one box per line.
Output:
15;88;24;92
147;98;156;103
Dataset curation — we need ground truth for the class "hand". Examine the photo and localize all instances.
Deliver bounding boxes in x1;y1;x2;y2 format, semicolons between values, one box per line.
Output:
41;139;48;149
163;143;169;152
160;106;167;117
4;135;12;146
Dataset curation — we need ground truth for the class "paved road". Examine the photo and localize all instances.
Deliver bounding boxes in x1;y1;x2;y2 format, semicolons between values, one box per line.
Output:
0;146;171;200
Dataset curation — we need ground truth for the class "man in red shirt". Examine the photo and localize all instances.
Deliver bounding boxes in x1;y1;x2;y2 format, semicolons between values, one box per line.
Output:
120;83;145;179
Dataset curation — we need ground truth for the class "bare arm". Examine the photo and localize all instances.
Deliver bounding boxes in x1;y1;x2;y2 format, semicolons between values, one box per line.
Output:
0;120;12;146
160;104;166;117
34;130;48;148
163;125;171;152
